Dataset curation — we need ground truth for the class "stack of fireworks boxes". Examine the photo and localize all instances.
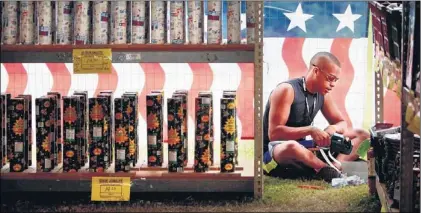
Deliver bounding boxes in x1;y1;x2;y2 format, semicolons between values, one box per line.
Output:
166;90;188;172
1;93;11;169
114;92;139;172
5;93;32;172
61;91;88;172
221;90;238;172
35;92;62;172
146;90;165;167
88;91;115;172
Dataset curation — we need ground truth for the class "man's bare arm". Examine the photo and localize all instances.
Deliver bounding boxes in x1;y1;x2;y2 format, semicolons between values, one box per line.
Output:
268;83;314;141
321;93;347;134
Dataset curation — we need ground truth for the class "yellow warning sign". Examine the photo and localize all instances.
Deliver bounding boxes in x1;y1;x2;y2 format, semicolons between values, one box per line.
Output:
91;177;130;201
73;49;112;74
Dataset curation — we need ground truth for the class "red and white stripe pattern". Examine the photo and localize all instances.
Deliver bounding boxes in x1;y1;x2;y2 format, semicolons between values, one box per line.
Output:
0;62;254;146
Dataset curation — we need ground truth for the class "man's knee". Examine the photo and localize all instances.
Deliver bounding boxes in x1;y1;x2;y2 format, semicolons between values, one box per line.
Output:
274;141;303;161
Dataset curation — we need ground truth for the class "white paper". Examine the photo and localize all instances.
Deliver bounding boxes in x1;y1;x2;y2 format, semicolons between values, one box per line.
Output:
117;149;125;160
66;128;75;140
93;126;102;138
169;150;177;162
202;97;211;105
45;158;51;168
148;135;157;145
226;140;235;152
15;142;24;152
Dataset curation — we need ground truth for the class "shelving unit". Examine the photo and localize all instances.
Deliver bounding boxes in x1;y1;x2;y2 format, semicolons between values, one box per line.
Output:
0;1;265;199
371;1;420;212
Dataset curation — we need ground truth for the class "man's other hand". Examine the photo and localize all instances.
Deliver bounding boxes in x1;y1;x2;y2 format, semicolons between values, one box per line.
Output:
310;127;331;147
324;125;337;136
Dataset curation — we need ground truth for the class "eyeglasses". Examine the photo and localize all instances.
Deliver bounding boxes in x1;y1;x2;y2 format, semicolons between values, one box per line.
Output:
312;64;339;83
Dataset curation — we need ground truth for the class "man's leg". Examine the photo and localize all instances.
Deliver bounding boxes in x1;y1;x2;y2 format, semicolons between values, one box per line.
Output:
336;129;370;162
272;140;326;172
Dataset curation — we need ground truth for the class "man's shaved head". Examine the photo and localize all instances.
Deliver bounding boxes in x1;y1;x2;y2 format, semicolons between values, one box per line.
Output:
310;52;341;68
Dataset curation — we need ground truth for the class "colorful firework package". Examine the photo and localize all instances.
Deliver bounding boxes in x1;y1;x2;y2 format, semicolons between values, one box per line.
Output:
220;98;236;172
73;90;88;167
194;96;212;172
227;1;241;44
173;90;189;166
170;1;185;44
122;92;139;166
1;93;11;168
187;1;204;44
36;95;57;172
2;1;18;44
8;98;28;172
47;92;62;166
198;91;214;166
246;2;256;44
111;1;128;44
93;1;109;44
223;90;239;165
17;94;33;168
147;90;164;167
150;1;167;44
131;1;149;44
207;1;222;44
98;91;114;165
167;97;185;172
56;1;73;44
19;1;36;45
37;1;55;45
74;1;91;45
89;97;110;172
62;96;82;172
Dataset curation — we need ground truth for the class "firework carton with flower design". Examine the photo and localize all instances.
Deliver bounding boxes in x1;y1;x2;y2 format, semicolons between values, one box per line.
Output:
173;91;188;166
36;1;55;45
170;1;185;44
150;1;167;44
7;98;28;172
131;1;149;44
47;92;62;166
246;2;255;44
207;1;222;44
111;1;128;44
17;94;32;168
56;1;73;44
98;91;114;165
227;1;241;44
62;96;82;172
194;97;212;172
73;91;88;167
122;92;139;166
93;1;109;44
150;89;165;155
19;1;36;45
89;97;109;172
74;1;91;45
198;91;214;166
223;91;238;165
1;94;5;168
167;97;184;172
2;1;18;44
35;96;56;172
146;93;164;167
187;1;204;44
220;98;236;172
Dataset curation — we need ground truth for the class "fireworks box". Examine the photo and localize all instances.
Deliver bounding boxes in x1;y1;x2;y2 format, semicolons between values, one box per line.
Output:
223;90;239;165
89;97;110;172
220;97;236;173
7;98;28;172
194;96;212;172
47;92;62;166
35;96;57;172
62;96;82;172
73;91;88;167
98;91;114;165
147;91;164;167
173;90;188;166
122;92;139;166
17;94;32;168
369;2;387;54
1;93;11;168
198;91;214;166
167;97;184;172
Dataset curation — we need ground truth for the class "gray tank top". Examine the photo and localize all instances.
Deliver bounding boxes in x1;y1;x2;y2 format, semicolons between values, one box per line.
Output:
263;77;324;153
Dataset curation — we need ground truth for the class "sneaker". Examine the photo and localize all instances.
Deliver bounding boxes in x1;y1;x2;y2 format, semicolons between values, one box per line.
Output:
316;166;342;182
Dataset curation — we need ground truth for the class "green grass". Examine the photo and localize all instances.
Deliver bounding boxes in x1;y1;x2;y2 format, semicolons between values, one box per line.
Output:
2;176;380;212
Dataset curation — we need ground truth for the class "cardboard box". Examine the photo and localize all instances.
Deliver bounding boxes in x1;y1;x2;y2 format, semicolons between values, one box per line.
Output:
122;92;139;166
220;98;236;172
73;91;88;167
223;91;239;165
47;92;62;166
194;96;211;172
167;97;184;172
198;91;214;166
89;97;109;172
62;96;82;172
98;91;114;165
17;94;32;168
8;98;28;172
173;90;188;166
147;92;164;167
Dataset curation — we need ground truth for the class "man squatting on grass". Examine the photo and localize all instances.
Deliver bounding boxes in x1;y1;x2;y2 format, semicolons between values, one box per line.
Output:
262;52;370;182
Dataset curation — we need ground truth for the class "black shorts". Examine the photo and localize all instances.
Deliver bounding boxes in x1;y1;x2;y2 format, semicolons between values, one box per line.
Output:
263;141;339;180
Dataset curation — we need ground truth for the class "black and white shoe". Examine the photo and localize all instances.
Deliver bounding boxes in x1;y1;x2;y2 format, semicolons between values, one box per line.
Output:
316;166;342;182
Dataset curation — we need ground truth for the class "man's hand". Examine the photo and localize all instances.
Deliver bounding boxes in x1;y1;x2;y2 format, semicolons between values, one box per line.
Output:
310;127;331;147
324;125;337;136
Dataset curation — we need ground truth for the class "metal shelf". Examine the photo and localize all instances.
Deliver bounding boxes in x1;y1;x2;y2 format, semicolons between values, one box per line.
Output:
0;44;255;63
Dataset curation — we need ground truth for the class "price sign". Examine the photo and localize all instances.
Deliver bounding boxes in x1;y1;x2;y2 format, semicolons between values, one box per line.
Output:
91;177;131;201
73;49;112;74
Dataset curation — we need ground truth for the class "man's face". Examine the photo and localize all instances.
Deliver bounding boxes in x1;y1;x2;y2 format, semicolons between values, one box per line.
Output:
313;63;340;95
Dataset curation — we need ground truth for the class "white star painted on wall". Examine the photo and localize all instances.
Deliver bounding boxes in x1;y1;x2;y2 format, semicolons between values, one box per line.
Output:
283;3;313;33
333;4;362;33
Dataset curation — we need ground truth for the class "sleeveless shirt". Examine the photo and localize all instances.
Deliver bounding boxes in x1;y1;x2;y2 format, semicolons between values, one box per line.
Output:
262;77;325;153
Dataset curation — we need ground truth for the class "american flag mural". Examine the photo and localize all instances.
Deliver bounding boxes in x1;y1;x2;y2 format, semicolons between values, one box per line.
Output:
0;1;401;152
